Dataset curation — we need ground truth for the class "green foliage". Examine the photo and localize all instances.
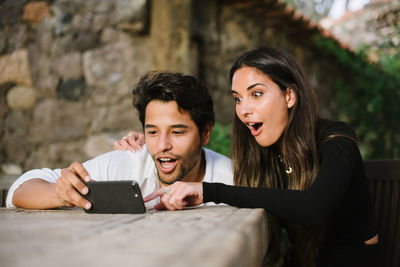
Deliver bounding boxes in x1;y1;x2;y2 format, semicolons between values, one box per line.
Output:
313;35;400;159
206;122;232;157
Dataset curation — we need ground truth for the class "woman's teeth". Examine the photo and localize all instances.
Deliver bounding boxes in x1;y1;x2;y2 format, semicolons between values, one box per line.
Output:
248;123;262;130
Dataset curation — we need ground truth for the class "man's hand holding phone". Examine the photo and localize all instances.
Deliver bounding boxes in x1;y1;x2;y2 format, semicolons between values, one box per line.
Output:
55;162;94;210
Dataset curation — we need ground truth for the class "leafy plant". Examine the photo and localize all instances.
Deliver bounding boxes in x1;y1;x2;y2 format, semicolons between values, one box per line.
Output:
206;122;232;157
314;35;400;159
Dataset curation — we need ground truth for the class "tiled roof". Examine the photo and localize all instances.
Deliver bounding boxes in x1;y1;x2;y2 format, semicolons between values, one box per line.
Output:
220;0;353;52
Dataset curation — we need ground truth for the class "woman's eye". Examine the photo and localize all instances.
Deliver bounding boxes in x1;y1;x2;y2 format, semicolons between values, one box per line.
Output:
233;96;241;103
253;92;263;97
146;131;156;135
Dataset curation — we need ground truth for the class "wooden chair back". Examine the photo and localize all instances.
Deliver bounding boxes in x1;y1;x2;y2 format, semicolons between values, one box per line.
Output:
365;160;400;267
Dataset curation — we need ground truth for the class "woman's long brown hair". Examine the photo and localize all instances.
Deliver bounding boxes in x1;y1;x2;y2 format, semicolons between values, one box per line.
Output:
230;47;322;266
230;47;320;190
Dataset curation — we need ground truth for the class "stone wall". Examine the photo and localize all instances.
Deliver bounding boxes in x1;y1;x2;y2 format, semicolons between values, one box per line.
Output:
0;0;349;176
0;0;153;173
193;0;345;123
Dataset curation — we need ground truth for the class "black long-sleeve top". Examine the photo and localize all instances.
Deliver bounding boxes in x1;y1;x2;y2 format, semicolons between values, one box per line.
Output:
203;120;377;245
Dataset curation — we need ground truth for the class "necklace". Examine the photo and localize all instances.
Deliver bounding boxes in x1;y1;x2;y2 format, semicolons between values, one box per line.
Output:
277;154;292;174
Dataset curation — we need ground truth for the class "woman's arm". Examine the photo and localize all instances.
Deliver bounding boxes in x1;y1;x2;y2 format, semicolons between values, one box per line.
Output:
203;136;358;225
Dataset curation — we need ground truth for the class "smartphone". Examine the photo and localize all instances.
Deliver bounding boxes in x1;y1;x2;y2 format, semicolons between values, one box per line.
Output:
83;180;146;214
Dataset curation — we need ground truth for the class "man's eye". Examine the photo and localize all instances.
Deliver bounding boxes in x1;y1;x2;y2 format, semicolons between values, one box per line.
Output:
172;131;184;135
146;131;157;135
253;92;263;97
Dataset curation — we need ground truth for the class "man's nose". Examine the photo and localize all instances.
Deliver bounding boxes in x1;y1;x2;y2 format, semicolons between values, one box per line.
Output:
158;133;172;151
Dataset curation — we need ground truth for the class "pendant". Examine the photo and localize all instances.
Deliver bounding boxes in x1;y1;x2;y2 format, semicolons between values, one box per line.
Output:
285;166;292;174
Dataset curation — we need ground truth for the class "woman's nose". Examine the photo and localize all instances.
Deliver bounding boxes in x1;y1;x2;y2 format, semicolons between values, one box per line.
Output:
237;99;252;117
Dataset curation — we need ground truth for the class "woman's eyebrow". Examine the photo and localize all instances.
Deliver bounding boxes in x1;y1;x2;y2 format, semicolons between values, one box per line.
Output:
247;83;265;90
231;83;266;94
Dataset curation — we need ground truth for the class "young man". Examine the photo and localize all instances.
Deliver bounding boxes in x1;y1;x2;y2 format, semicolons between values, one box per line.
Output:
6;71;233;210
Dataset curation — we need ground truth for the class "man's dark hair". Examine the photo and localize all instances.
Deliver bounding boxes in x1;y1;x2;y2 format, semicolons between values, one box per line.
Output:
132;71;215;135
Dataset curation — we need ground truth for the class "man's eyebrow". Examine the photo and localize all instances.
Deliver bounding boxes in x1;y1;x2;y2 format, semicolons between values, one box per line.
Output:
171;124;189;129
144;124;189;129
231;83;266;94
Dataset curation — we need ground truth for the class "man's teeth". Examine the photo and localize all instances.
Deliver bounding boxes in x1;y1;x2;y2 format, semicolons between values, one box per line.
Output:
159;158;172;162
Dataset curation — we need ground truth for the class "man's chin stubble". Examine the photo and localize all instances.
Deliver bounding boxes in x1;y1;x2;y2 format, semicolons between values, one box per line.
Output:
157;171;184;185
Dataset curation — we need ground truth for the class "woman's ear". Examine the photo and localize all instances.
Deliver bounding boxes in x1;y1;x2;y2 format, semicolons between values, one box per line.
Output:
201;122;213;146
285;87;296;109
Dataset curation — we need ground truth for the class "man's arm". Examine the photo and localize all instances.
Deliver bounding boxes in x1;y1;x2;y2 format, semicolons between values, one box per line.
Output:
12;179;64;209
10;162;93;210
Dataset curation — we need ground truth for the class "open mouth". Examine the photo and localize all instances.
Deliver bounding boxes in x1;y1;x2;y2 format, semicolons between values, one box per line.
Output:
248;122;263;131
246;122;263;136
157;157;178;173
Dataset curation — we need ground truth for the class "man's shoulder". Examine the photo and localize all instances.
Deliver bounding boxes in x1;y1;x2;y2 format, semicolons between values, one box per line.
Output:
83;146;154;173
91;146;152;163
204;148;232;165
203;148;233;185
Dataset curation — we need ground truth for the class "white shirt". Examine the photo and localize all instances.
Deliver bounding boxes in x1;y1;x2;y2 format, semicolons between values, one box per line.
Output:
6;146;233;209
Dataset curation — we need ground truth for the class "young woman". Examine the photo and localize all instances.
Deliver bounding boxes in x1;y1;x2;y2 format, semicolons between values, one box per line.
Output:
133;47;379;266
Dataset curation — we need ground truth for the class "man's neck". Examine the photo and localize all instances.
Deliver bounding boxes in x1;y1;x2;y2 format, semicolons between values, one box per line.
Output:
184;149;206;183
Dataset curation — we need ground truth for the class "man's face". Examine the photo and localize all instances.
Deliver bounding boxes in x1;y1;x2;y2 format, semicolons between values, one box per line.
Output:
144;100;210;185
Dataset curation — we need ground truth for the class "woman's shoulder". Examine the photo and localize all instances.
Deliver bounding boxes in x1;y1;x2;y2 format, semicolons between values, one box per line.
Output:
318;118;356;138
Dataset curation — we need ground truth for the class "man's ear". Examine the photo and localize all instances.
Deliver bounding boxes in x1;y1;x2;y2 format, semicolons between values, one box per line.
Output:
285;87;297;109
201;122;213;146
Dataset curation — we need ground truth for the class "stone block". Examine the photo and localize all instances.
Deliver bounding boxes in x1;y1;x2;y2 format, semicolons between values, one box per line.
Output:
56;78;87;101
221;20;251;52
83;38;152;95
30;99;90;143
4;24;30;52
0;32;6;54
0;49;32;86
0;0;25;26
52;52;83;81
28;44;59;97
84;133;115;158
1;163;22;175
6;85;37;110
23;1;51;24
87;97;141;134
1;110;31;164
24;140;87;170
111;0;147;30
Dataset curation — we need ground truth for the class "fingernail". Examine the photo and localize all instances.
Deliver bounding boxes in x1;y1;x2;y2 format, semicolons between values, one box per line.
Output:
85;202;91;209
85;176;91;182
82;187;88;195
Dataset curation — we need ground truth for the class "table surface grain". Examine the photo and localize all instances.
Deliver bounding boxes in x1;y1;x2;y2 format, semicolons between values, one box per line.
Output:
0;205;268;267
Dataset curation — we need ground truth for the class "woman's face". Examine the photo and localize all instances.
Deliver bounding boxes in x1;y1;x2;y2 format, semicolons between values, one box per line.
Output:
231;67;295;147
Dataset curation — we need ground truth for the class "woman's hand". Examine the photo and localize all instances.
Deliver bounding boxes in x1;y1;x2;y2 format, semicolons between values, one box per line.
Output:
113;131;145;152
144;181;204;210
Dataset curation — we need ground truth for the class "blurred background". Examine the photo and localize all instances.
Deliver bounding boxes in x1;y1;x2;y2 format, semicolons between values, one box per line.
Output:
0;0;399;179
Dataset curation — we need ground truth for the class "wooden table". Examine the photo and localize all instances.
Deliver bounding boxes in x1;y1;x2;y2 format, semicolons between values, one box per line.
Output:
0;205;268;267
